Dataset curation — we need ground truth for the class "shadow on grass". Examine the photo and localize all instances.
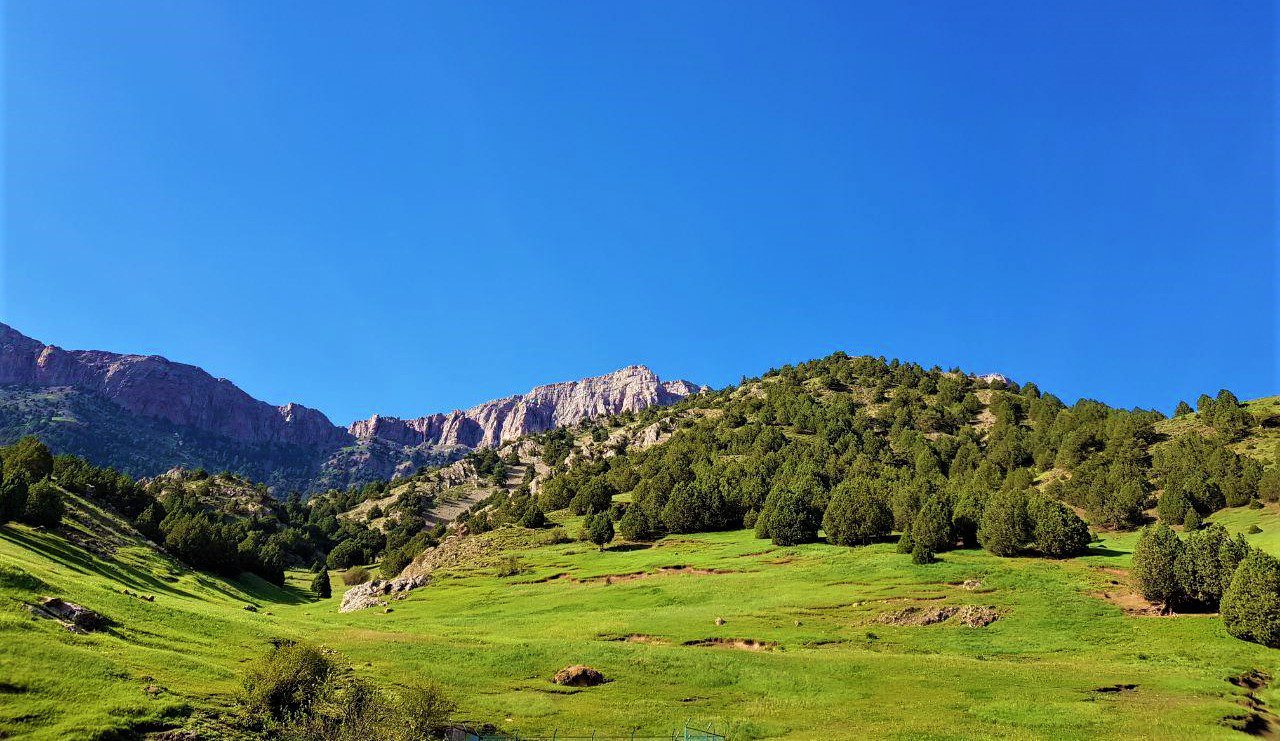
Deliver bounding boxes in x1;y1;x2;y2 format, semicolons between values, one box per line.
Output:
1085;545;1128;558
0;525;199;599
605;542;656;552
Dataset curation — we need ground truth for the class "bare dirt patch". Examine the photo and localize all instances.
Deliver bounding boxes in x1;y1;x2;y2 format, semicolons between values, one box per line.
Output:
1224;671;1279;738
878;605;1003;627
683;637;779;651
603;634;669;645
1089;588;1162;617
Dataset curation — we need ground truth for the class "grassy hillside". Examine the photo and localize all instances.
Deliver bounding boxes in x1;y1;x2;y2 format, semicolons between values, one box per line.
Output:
7;492;1280;738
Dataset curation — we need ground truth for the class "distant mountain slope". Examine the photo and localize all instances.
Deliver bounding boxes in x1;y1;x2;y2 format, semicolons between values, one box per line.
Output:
0;323;699;493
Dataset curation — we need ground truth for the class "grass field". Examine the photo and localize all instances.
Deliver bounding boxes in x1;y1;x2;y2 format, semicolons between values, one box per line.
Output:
5;497;1280;739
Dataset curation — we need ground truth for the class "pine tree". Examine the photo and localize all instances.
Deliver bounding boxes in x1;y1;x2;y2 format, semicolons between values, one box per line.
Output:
584;513;615;550
822;481;892;546
1028;496;1090;558
911;495;953;553
1174;524;1231;607
1132;524;1184;610
911;540;935;565
1182;508;1202;531
1174;400;1194;417
760;485;820;546
1222;550;1280;647
978;489;1030;557
310;570;331;599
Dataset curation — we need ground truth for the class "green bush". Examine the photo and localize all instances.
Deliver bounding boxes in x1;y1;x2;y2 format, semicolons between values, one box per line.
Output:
380;548;413;579
1222;550;1280;647
326;540;365;570
310;571;331;599
978;489;1030;557
822;480;892;546
759;485;820;546
1132;524;1183;609
342;566;372;586
22;480;64;528
242;642;337;721
1028;497;1090;558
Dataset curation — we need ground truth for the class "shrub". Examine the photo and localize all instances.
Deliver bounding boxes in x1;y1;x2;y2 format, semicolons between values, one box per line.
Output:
1028;497;1090;558
326;540;365;570
2;436;53;483
381;548;413;579
495;554;524;577
1247;524;1263;535
760;485;820;546
895;530;914;554
1182;508;1202;531
978;489;1030;557
310;571;331;599
242;641;337;721
1173;524;1231;607
539;526;571;546
342;566;372;586
1222;550;1280;647
22;480;64;528
519;503;548;528
822;480;892;546
910;495;953;553
911;540;935;565
1131;524;1183;609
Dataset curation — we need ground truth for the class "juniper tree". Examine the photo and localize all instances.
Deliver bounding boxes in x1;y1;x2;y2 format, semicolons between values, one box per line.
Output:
1222;550;1280;647
1132;524;1184;610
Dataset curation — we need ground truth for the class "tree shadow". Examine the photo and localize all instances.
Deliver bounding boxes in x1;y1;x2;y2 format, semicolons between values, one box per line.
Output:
1085;545;1128;558
604;542;655;552
0;525;198;599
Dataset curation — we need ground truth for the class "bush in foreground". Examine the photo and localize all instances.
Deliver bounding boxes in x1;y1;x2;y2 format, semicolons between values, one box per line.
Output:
242;641;455;739
1222;551;1280;648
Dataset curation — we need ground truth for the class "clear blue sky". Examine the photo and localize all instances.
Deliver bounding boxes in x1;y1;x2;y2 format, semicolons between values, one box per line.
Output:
2;2;1275;424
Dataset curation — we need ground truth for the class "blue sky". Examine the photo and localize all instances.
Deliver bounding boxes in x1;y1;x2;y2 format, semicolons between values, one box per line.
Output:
2;2;1275;424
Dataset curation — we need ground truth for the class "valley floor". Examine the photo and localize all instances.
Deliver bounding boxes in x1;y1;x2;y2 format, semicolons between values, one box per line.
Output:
5;503;1280;739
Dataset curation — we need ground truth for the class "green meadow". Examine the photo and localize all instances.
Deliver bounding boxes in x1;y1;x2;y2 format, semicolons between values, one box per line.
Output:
5;495;1280;739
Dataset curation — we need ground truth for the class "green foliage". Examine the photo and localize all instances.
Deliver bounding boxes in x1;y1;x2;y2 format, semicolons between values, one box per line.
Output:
910;540;935;564
1182;508;1202;531
1132;524;1184;608
1174;401;1193;417
2;436;53;483
342;566;372;586
327;539;366;570
759;483;820;546
1027;496;1090;558
910;494;953;553
1173;524;1242;608
583;513;614;550
311;570;331;599
0;477;28;524
822;480;892;546
978;489;1030;557
1222;550;1280;647
21;480;64;528
380;548;413;579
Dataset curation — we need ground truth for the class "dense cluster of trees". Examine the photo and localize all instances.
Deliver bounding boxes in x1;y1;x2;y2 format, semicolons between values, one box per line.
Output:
520;354;1268;572
0;437;65;528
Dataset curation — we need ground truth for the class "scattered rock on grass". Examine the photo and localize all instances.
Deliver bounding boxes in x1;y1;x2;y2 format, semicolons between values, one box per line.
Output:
552;665;606;687
878;605;1002;628
27;597;108;633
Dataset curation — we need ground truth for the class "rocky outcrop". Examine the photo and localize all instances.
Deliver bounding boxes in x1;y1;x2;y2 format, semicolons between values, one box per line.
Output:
348;365;703;448
339;573;430;613
0;323;347;449
0;323;698;492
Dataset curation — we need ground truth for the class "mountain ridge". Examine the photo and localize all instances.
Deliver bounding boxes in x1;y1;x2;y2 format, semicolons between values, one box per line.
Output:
0;323;700;491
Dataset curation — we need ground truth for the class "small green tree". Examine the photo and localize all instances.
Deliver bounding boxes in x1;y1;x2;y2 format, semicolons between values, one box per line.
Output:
1131;523;1184;610
910;540;935;565
822;481;892;546
1182;508;1202;531
22;480;64;528
1222;550;1280;647
978;489;1030;557
1028;496;1090;558
519;502;548;528
895;529;914;554
761;485;820;546
310;570;331;599
326;539;365;570
2;436;53;483
584;513;614;550
911;495;953;553
1174;400;1194;417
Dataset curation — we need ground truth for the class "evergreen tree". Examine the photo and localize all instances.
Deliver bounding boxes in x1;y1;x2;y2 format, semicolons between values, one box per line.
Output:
519;502;548;529
895;530;914;554
760;485;820;546
911;494;953;553
1131;524;1183;610
22;480;64;528
911;540;935;565
1027;496;1090;558
311;570;332;599
1222;550;1280;647
1174;524;1232;607
1174;400;1193;417
1182;508;1202;531
978;489;1030;557
822;480;892;546
584;513;615;550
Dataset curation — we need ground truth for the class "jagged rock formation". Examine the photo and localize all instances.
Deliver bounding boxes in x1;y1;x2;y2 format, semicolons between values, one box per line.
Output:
348;365;704;448
0;323;698;492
